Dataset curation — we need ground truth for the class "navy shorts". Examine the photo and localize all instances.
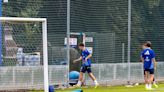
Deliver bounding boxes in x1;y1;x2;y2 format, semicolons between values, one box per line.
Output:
80;66;92;73
144;69;154;75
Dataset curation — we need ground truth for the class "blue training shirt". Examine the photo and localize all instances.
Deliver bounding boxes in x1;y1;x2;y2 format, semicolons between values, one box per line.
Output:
141;48;155;69
81;49;91;66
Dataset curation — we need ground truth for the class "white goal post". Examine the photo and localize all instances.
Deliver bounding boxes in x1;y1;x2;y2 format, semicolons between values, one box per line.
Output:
0;17;49;92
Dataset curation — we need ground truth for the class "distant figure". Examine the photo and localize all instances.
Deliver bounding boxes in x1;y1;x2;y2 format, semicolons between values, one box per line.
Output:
73;43;99;88
16;47;24;66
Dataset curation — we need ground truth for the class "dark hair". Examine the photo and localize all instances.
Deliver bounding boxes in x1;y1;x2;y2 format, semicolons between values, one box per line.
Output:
144;41;151;47
78;43;85;47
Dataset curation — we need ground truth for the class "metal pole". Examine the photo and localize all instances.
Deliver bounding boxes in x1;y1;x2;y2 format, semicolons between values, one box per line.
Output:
122;43;125;63
67;0;70;84
128;0;131;82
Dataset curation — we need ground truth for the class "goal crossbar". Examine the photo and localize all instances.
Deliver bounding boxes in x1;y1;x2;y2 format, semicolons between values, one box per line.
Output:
0;17;46;22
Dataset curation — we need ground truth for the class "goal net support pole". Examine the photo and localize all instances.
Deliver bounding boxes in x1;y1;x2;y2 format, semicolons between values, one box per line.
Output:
0;17;49;92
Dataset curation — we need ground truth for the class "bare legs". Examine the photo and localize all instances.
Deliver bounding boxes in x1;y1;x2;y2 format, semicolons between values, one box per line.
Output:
77;72;98;87
88;73;96;81
144;71;154;90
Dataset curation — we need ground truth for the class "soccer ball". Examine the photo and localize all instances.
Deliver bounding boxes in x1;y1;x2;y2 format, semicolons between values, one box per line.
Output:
69;71;80;79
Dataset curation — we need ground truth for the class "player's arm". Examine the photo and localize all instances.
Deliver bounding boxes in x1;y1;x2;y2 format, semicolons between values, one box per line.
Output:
140;57;144;63
73;56;82;63
85;54;92;61
152;58;157;69
152;51;157;69
140;51;144;63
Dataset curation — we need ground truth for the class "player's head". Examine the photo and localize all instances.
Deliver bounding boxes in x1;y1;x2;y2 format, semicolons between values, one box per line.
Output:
142;41;151;49
78;43;85;50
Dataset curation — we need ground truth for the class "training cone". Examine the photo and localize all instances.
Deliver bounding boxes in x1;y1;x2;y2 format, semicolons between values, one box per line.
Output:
72;89;83;92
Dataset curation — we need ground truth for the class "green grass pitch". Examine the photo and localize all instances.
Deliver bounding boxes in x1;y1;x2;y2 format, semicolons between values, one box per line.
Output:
55;84;164;92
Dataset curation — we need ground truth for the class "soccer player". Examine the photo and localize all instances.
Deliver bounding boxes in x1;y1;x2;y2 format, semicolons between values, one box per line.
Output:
140;41;157;90
73;43;99;88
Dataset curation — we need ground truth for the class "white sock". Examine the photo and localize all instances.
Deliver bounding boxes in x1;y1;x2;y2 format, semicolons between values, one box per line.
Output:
146;84;149;88
77;81;82;86
94;80;98;85
149;84;152;88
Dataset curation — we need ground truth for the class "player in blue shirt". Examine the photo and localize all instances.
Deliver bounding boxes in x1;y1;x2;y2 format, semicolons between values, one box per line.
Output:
73;43;99;88
140;41;157;90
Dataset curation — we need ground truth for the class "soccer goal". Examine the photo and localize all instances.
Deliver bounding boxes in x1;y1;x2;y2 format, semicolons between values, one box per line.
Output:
0;17;49;92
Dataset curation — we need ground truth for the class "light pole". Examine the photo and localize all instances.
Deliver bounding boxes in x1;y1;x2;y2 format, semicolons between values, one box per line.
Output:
67;0;70;85
127;0;131;83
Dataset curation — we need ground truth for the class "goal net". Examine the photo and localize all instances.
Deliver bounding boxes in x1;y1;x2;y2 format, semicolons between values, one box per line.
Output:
0;17;48;92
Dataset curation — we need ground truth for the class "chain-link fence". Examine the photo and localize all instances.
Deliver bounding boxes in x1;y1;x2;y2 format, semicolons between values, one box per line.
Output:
131;0;164;62
3;0;129;64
